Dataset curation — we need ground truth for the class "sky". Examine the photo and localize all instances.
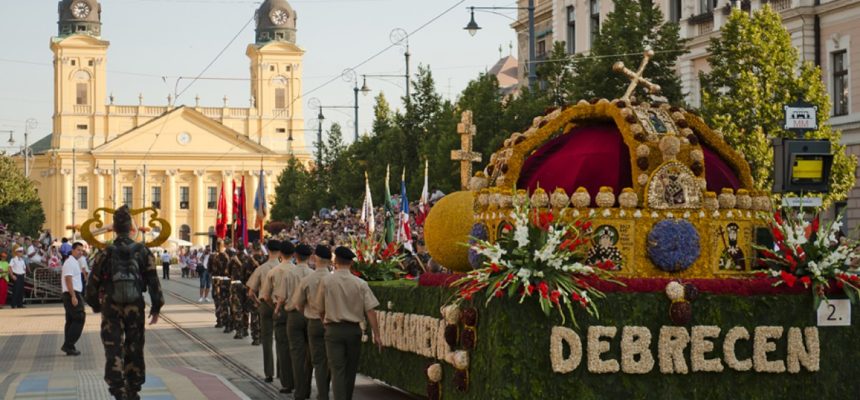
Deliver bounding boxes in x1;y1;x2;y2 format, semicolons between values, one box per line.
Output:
0;0;519;151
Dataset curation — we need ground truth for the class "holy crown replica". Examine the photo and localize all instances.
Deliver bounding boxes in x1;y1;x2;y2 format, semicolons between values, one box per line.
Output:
426;51;770;278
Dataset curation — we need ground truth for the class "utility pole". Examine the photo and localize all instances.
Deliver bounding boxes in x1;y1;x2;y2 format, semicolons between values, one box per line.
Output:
72;145;76;237
24;118;36;178
142;164;147;232
113;159;117;208
353;84;360;142
405;44;411;101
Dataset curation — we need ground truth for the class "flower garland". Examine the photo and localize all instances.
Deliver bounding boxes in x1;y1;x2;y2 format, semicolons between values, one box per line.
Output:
755;209;860;308
454;201;619;326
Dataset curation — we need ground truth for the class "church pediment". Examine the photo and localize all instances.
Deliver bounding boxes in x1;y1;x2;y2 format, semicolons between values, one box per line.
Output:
92;106;274;156
247;41;305;57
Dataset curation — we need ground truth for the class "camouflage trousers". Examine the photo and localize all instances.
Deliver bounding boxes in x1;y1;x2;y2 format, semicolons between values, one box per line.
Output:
212;277;224;327
218;279;233;330
100;300;147;400
230;282;248;336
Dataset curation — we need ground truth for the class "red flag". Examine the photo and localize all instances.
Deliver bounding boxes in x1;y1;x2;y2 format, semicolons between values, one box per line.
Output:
215;182;227;239
231;179;239;241
239;176;249;248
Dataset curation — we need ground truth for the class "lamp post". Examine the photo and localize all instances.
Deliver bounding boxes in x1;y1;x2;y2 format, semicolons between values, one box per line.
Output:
71;136;88;238
1;130;13;155
359;73;410;101
23;119;37;178
389;28;412;102
341;69;361;142
316;108;325;167
464;2;537;89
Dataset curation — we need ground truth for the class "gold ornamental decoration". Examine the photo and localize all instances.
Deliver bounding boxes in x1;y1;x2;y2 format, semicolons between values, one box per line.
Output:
80;207;171;249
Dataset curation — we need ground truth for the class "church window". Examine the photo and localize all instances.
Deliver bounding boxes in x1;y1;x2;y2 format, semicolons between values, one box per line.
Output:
151;186;162;209
76;83;88;105
77;25;86;32
590;0;600;45
207;187;217;209
270;65;276;72
180;186;190;209
88;59;94;67
76;124;88;130
276;32;284;40
77;186;88;210
275;88;286;109
122;186;133;207
180;225;191;242
71;59;76;66
276;128;286;133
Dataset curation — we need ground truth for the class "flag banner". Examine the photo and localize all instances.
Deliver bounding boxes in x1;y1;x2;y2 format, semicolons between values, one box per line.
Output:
254;169;267;231
216;182;227;239
384;165;396;244
360;172;375;237
398;168;412;248
239;176;249;248
416;159;431;226
231;179;239;241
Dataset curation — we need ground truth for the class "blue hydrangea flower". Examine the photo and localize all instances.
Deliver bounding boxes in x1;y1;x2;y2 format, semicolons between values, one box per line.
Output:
647;220;701;272
468;223;489;269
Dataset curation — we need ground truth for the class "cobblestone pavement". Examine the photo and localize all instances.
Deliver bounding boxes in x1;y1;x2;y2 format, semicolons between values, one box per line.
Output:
0;266;417;400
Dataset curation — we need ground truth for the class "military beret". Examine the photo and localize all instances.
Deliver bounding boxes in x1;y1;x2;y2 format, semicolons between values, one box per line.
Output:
296;244;313;257
280;240;295;255
314;244;332;259
334;246;356;262
266;239;282;251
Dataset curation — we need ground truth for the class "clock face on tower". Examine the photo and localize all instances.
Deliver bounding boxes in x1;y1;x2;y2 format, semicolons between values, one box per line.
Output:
270;9;289;26
177;132;192;145
71;1;91;18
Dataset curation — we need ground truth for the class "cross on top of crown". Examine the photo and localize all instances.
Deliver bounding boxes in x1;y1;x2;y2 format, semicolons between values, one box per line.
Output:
612;49;662;102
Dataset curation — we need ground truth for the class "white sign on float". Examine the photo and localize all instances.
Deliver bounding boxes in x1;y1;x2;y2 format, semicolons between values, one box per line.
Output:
817;299;851;327
784;104;818;131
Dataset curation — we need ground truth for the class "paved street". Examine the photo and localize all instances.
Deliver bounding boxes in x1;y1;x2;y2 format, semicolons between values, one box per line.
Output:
0;267;416;399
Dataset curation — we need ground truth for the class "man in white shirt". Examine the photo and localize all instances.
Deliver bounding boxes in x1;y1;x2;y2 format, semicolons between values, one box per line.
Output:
161;251;171;280
77;245;90;297
9;247;27;308
61;243;86;356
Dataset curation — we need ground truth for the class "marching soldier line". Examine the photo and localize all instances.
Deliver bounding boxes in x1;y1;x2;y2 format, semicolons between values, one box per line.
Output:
206;238;382;400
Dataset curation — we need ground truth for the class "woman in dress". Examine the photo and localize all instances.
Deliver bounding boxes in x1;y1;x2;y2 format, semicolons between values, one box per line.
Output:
0;251;10;308
48;245;62;270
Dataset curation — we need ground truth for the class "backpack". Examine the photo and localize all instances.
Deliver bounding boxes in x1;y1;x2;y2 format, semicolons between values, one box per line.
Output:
107;241;145;304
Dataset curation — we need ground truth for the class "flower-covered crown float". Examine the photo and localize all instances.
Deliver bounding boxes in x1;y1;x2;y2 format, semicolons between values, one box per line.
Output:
426;50;771;279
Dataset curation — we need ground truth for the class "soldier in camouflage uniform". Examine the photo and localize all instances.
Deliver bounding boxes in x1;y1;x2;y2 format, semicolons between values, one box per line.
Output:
210;240;230;330
246;244;262;345
230;244;257;339
85;206;164;400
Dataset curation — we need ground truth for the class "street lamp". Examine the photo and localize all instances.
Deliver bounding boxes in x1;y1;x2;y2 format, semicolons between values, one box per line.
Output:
464;3;537;89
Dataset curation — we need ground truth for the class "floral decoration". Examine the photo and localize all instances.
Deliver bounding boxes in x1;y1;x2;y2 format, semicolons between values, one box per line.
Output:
755;209;860;309
468;224;489;269
647;220;701;272
351;236;406;281
426;362;442;400
455;201;619;326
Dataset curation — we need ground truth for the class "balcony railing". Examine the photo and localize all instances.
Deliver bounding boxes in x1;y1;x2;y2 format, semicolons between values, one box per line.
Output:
688;11;715;35
73;104;92;114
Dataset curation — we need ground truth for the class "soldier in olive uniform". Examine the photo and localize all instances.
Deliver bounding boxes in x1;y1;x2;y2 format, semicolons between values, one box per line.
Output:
264;240;296;394
210;240;231;330
248;242;266;343
247;239;282;382
292;244;333;400
316;247;382;400
85;206;164;400
284;244;314;399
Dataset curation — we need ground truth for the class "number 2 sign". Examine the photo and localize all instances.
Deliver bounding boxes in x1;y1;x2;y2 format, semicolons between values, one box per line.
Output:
817;299;851;327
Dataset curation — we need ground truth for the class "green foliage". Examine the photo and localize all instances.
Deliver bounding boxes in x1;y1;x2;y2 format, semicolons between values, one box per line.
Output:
700;7;856;204
361;283;860;399
570;0;688;102
536;41;576;107
270;157;314;220
0;156;44;236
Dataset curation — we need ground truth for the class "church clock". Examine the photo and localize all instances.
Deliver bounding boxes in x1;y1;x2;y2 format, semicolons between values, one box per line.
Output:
270;9;289;26
70;1;91;18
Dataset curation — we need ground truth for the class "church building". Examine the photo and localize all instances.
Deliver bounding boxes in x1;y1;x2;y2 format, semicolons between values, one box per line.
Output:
23;0;309;246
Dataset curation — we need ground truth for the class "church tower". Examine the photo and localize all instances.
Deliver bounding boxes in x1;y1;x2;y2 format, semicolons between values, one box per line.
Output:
51;0;108;150
247;0;305;154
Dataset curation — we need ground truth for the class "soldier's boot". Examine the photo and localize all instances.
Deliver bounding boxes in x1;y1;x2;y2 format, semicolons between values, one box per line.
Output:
109;387;126;400
223;323;233;333
252;339;261;346
234;330;243;340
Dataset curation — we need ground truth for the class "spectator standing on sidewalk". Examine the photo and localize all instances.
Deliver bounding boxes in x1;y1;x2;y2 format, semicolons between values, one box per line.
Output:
59;238;72;261
0;251;9;309
78;245;90;296
9;247;27;309
60;243;85;356
198;248;211;303
161;251;171;280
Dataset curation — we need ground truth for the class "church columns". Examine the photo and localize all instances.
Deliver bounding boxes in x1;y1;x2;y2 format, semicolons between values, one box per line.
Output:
93;169;104;211
165;170;177;240
193;170;206;246
61;169;73;237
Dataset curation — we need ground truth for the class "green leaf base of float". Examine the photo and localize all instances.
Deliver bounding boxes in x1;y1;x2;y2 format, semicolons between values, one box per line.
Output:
360;281;860;399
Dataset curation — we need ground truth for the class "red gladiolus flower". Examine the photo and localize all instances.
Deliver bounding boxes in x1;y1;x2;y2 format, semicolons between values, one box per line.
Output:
531;211;554;231
836;279;845;288
571;291;582;302
582;221;592;230
494;281;501;289
851;275;860;282
502;223;513;232
799;276;812;287
574;220;582;228
811;217;820;234
785;254;797;271
772;227;784;242
780;270;797;287
549;290;561;304
774;211;784;225
490;263;501;273
494;290;504;298
505;273;514;283
538;282;549;298
526;284;535;295
759;250;776;259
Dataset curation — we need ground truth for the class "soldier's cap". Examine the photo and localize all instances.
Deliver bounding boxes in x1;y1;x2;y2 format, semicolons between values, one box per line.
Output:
280;240;296;256
334;246;356;262
314;244;332;260
296;244;313;257
266;239;282;252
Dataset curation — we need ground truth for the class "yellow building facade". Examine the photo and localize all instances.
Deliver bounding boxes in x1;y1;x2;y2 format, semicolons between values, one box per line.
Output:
23;0;309;246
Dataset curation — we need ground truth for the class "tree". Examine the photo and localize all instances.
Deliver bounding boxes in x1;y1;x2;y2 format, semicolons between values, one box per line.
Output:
700;6;856;203
372;92;394;136
570;0;688;102
0;156;45;236
270;157;314;221
457;72;504;160
536;41;576;107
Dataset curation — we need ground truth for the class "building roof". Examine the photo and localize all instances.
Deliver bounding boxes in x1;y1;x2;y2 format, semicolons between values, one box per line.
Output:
488;55;519;96
29;134;54;155
255;0;297;44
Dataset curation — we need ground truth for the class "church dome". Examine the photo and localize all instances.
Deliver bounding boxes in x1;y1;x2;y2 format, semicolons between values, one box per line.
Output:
255;0;297;44
58;0;101;37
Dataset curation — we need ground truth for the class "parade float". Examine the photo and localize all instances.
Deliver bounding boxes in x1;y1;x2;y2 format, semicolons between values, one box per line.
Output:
357;54;860;399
